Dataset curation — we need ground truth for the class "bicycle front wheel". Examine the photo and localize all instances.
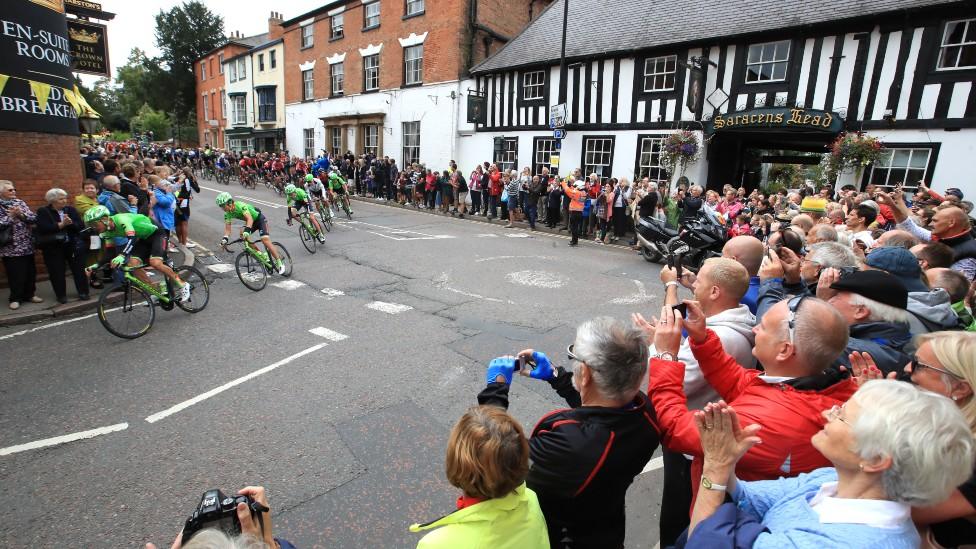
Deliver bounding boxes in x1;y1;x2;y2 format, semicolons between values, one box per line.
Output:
298;223;316;253
175;265;210;312
272;242;293;277
316;205;332;232
97;283;155;339
236;251;268;291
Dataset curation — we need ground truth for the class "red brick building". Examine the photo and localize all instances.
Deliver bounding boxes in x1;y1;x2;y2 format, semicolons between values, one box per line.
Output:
281;0;549;163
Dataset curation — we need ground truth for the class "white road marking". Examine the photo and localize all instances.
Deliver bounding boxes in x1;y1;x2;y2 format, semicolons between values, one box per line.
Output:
505;233;529;238
271;279;306;290
0;422;128;457
639;456;664;475
432;272;514;304
611;280;657;305
475;255;557;262
309;327;349;341
506;270;568;289
207;263;235;273
199;186;282;208
320;288;345;298
347;220;454;241
144;343;328;423
365;301;413;314
0;309;113;341
475;234;499;238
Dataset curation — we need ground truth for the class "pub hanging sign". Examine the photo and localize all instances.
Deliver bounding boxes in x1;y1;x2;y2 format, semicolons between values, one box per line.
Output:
67;18;109;76
705;107;843;134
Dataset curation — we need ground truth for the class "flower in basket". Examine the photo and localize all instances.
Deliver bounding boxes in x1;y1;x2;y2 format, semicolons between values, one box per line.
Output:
661;130;702;175
826;132;884;174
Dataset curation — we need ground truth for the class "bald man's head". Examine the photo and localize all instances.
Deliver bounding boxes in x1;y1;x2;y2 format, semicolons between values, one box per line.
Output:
931;206;972;238
722;235;765;276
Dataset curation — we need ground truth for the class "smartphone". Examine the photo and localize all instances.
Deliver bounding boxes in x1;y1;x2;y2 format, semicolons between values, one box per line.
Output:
672;303;688;318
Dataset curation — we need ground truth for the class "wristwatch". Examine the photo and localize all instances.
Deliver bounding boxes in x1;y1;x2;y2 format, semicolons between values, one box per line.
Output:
701;475;727;491
653;351;677;361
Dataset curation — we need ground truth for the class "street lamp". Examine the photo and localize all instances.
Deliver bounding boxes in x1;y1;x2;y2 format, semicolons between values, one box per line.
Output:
78;110;99;146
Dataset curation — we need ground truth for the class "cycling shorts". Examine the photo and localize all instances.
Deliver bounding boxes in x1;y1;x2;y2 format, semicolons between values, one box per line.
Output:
331;185;347;196
245;213;269;237
130;228;168;263
291;200;311;213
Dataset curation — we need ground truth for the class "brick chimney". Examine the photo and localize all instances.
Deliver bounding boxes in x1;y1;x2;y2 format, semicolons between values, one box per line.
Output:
268;11;284;41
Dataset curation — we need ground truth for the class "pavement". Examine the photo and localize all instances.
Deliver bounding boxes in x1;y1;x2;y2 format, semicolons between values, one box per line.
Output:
1;177;671;548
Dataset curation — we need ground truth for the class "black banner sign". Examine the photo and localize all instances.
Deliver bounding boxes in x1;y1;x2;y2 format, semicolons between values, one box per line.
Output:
67;18;108;76
0;0;79;135
466;93;486;124
704;107;843;135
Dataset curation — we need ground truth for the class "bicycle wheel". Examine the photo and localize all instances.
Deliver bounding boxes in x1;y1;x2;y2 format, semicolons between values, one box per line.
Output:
175;265;210;313
272;242;293;277
344;201;352;219
298;222;316;253
235;251;268;291
97;283;155;339
316;205;332;232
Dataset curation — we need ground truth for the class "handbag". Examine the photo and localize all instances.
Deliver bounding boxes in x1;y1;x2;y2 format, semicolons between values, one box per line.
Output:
0;224;11;247
34;208;69;248
501;189;509;202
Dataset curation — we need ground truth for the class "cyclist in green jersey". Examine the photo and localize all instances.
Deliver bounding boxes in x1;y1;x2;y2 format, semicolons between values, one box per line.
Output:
82;206;191;301
326;169;353;215
215;192;286;275
284;183;326;242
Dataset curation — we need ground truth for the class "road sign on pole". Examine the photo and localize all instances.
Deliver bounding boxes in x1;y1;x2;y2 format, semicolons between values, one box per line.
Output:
549;103;568;128
553;129;566;139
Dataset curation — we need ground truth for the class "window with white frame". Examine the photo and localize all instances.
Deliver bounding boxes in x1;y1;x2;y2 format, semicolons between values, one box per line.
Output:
363;125;379;157
636;137;668;183
203;94;210;120
258;54;264;72
402;121;420;166
231;95;246;125
523;70;545;100
270;50;276;69
364;54;380;91
643;55;677;92
257;88;276;122
493;137;518;173
330;127;342;155
303;128;315;160
331;14;344;39
331;62;344;96
583;137;614;182
201;62;207;81
228;138;252;152
869;148;933;188
533;137;556;175
238;58;247;79
404;45;423;85
220;90;226;119
406;0;424;16
301;24;314;48
228;61;237;82
746;40;790;83
364;1;380;29
938;19;976;70
302;69;314;100
218;53;224;73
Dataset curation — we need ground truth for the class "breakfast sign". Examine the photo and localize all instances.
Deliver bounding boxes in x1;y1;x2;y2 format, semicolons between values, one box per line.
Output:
705;107;843;134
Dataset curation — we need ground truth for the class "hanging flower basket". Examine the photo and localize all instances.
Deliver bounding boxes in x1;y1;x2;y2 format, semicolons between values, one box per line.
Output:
825;131;884;182
660;130;701;176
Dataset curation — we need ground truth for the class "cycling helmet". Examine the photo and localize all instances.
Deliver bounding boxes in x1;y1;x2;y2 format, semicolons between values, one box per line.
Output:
83;205;111;225
215;192;233;206
304;174;314;182
284;184;297;195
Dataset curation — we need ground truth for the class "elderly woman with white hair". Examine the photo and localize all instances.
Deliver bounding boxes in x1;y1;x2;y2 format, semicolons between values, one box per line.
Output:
476;316;662;548
35;187;89;303
680;381;974;548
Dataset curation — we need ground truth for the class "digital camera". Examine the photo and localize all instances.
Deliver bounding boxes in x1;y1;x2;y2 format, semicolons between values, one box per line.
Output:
182;489;267;542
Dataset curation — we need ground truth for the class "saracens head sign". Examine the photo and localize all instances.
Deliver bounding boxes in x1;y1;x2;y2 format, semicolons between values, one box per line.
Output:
705;107;843;134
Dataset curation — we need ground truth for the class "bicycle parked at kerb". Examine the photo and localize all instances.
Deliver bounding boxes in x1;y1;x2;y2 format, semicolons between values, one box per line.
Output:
220;234;293;291
96;259;209;339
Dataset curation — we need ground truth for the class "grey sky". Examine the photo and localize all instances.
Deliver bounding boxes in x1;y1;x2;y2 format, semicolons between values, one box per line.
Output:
80;0;327;84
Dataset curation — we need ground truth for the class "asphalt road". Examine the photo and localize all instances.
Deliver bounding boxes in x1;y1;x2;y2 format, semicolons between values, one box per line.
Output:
0;178;671;548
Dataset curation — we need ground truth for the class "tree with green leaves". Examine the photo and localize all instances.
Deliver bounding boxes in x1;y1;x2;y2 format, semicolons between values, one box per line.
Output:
154;1;225;120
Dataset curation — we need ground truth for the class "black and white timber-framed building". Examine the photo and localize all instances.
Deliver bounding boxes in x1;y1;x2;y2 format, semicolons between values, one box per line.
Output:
458;0;976;196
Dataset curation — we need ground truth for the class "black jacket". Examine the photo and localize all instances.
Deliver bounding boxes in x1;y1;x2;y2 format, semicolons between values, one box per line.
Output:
35;205;85;249
943;231;976;264
478;368;661;549
638;191;659;218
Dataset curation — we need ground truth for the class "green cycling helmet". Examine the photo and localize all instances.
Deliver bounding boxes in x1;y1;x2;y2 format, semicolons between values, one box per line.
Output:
284;184;297;195
305;174;314;182
215;191;233;206
83;205;111;225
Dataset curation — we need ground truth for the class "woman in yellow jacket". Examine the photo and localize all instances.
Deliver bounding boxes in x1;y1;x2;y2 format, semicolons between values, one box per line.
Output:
410;405;549;548
560;178;587;246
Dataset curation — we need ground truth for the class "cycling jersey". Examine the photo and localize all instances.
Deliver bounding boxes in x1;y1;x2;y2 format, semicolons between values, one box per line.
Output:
99;213;158;241
328;173;346;191
223;201;261;223
286;188;310;207
306;180;325;196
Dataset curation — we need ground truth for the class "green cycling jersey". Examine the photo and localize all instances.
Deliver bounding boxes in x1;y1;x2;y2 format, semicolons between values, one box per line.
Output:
99;213;158;240
286;188;309;206
223;201;261;223
328;173;346;190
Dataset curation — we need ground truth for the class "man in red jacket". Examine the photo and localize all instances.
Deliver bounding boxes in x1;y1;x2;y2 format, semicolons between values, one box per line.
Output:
647;295;856;506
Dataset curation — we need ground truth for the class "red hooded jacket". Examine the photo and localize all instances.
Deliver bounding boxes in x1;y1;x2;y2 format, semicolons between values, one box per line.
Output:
648;329;857;504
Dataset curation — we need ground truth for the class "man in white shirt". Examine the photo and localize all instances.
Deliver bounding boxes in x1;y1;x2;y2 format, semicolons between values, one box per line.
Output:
846;203;877;247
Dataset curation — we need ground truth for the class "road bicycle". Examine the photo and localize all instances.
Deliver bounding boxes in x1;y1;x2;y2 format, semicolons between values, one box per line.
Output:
221;235;293;291
313;198;333;233
292;210;326;254
332;192;353;219
215;167;231;185
96;259;209;339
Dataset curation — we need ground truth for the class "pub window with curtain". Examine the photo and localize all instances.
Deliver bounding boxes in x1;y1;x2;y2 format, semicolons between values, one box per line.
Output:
636;136;668;184
745;40;790;83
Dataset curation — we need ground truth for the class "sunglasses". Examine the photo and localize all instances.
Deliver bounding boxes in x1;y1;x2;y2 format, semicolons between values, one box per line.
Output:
786;295;808;345
911;357;963;380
